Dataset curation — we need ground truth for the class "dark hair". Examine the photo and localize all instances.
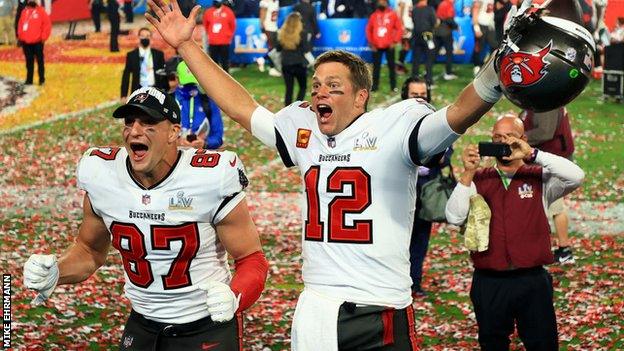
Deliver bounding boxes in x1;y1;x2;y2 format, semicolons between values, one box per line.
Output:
314;50;372;107
400;76;430;102
618;17;624;25
138;27;152;36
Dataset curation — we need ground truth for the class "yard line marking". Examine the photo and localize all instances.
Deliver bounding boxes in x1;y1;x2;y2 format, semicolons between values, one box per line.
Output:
0;100;119;135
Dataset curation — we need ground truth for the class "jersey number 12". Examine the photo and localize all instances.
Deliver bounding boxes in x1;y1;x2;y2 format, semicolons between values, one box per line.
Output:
304;166;372;244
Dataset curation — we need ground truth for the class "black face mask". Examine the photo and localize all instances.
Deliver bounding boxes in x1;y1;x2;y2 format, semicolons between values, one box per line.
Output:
377;5;386;10
27;1;37;7
496;156;513;165
214;2;222;7
140;38;150;48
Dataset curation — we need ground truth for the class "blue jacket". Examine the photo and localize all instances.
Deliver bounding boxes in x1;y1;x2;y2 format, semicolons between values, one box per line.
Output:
175;84;223;149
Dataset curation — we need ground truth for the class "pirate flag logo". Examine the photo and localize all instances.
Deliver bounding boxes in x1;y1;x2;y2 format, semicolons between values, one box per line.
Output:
132;93;149;104
500;41;552;88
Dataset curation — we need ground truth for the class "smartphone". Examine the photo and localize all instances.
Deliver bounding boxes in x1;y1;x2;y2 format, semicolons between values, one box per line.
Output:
478;142;511;157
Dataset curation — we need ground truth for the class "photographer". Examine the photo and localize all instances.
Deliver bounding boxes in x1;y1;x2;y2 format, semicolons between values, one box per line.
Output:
445;114;584;349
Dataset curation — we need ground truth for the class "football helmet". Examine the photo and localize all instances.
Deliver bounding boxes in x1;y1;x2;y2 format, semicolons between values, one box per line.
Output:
495;10;596;112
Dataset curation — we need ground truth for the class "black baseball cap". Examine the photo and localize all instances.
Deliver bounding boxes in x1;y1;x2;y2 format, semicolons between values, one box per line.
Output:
113;87;181;124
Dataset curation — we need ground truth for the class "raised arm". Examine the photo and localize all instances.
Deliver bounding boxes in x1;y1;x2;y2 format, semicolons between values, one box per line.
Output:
146;0;259;132
444;2;541;134
408;61;498;162
445;56;498;134
445;145;480;225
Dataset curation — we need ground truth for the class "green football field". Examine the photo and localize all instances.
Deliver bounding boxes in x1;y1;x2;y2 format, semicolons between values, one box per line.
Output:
1;64;623;350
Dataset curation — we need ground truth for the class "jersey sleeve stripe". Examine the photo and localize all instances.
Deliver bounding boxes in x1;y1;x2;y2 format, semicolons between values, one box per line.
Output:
212;191;244;224
408;117;427;166
275;128;295;168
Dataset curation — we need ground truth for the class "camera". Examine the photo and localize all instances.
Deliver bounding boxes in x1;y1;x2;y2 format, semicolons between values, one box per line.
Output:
478;142;511;157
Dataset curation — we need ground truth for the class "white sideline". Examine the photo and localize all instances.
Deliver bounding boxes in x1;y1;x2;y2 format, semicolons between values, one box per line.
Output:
0;100;119;135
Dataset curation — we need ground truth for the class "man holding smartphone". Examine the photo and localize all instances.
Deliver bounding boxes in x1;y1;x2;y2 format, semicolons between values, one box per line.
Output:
445;114;584;349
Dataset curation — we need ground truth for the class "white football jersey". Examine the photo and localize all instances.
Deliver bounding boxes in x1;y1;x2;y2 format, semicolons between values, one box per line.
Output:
476;0;495;28
273;100;440;308
398;0;414;31
77;147;248;323
259;0;279;32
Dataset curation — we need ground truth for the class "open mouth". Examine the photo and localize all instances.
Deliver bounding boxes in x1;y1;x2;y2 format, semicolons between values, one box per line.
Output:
316;104;333;123
129;142;149;161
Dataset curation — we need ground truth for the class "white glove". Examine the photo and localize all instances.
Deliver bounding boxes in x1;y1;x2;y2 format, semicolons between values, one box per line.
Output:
503;0;534;34
23;254;59;305
474;0;537;104
198;280;240;323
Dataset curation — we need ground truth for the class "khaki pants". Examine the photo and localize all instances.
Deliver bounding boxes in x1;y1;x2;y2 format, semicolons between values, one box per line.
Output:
548;197;566;216
0;16;15;45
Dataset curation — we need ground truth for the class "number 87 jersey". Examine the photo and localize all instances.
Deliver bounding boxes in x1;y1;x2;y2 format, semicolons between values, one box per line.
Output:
77;147;248;324
272;100;453;309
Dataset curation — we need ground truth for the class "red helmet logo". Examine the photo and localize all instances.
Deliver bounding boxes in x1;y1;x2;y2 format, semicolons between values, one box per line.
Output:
500;41;552;88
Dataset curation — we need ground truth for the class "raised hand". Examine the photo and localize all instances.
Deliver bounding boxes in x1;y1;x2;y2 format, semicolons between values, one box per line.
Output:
462;145;481;172
503;0;534;34
145;0;201;49
501;135;532;161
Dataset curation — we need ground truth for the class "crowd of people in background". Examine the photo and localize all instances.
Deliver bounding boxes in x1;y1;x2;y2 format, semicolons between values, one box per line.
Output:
4;0;621;94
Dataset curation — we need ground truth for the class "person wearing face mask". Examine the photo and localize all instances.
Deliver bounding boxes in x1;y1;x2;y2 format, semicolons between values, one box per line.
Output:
146;0;580;348
22;86;268;350
120;27;167;102
202;0;236;73
366;0;403;92
17;0;50;85
445;114;585;349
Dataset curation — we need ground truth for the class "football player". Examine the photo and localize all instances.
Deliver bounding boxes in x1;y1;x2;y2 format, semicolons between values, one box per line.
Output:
144;0;575;349
23;87;268;350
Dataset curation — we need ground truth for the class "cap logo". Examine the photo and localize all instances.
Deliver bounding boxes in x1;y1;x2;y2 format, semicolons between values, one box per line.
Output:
500;41;552;88
127;86;166;105
133;93;149;104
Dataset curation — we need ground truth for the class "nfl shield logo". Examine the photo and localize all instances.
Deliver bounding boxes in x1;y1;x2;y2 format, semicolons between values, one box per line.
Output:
142;194;151;205
339;30;351;44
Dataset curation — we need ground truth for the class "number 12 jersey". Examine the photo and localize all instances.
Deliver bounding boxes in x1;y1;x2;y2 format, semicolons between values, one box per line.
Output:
270;99;456;308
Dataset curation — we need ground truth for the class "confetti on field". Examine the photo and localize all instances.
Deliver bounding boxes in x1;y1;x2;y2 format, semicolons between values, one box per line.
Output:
1;22;623;350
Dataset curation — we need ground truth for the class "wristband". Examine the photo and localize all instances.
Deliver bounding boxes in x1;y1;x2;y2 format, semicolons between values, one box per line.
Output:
473;53;502;104
230;251;268;312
